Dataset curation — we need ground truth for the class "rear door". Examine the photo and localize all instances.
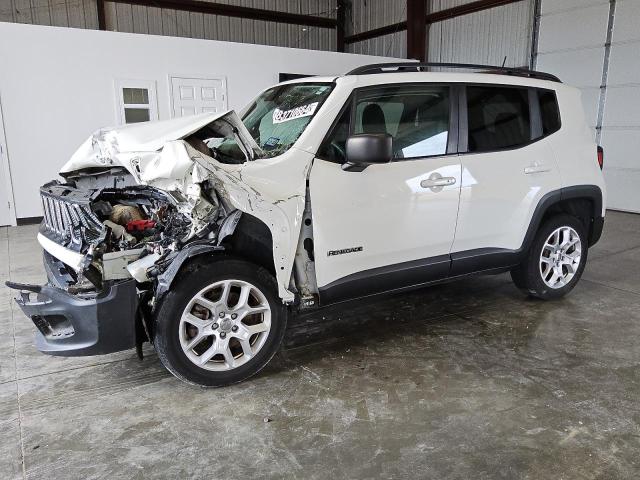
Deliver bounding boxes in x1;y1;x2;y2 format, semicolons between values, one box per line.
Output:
309;83;462;303
450;85;562;273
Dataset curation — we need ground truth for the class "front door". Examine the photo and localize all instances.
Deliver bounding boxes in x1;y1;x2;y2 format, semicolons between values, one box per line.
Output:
170;76;227;117
309;84;461;303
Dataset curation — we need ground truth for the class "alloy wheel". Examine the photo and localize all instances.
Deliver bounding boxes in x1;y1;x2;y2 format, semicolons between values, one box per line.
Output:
178;279;271;371
539;226;582;289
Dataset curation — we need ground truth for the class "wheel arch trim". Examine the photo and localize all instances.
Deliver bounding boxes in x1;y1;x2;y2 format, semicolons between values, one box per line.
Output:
521;184;603;253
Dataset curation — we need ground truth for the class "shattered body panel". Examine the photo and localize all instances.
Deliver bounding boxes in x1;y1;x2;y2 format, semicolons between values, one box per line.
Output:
52;111;311;302
12;81;340;359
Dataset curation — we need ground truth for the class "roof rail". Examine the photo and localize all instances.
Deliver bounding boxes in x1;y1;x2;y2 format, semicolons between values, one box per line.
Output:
345;62;562;83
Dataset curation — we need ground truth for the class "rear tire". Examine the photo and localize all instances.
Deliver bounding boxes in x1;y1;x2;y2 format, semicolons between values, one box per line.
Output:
511;214;588;300
154;258;287;387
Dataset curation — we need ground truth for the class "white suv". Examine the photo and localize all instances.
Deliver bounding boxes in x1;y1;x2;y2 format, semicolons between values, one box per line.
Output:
8;63;606;387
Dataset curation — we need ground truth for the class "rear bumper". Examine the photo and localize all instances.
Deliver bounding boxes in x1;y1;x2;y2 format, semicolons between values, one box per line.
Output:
7;276;138;357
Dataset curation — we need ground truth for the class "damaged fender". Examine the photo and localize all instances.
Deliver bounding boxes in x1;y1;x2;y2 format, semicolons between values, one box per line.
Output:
56;111;313;303
185;145;314;303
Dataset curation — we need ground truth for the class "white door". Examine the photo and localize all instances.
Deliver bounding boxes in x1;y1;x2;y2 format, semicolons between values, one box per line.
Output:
451;85;562;254
309;84;461;302
0;97;15;226
170;77;227;117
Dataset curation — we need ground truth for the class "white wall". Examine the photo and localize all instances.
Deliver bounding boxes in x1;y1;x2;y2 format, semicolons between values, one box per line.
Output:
536;0;640;213
0;22;398;219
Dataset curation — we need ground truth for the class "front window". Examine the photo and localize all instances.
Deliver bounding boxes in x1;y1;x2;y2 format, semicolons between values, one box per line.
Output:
318;84;451;163
214;83;333;161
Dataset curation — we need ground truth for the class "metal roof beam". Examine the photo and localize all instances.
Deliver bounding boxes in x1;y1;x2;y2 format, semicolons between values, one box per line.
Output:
407;0;428;61
345;0;524;45
105;0;337;29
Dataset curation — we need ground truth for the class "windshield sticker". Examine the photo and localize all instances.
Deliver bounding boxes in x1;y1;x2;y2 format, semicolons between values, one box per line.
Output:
272;102;319;124
263;136;280;150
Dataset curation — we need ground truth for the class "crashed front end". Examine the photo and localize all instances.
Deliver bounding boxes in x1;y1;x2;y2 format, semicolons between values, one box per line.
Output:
11;174;230;356
7;111;286;357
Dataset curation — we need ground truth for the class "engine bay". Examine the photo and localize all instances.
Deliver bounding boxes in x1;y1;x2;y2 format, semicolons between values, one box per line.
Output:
40;169;231;292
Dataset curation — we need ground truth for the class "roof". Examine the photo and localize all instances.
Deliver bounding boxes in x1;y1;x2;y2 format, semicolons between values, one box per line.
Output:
345;62;561;83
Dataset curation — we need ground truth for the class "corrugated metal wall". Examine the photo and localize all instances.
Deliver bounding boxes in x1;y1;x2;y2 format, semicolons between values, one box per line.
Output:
0;0;337;51
346;0;535;66
104;0;337;51
347;0;407;58
0;0;99;29
0;0;535;62
428;0;535;67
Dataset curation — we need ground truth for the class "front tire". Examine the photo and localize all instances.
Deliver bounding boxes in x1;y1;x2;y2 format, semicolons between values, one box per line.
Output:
154;258;287;387
511;214;588;300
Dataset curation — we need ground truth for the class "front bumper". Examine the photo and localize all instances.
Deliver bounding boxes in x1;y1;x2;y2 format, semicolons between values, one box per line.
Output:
7;260;138;356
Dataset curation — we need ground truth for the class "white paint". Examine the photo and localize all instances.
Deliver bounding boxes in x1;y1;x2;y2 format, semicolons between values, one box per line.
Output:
453;139;562;254
310;157;461;288
0;22;399;219
0;94;15;226
170;76;227;117
60;111;259;173
307;73;603;289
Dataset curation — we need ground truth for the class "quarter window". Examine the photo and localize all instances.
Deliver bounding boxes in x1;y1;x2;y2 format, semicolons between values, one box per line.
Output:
466;86;531;152
539;90;561;136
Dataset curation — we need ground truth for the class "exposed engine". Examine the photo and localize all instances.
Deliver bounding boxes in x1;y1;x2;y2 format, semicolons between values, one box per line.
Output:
40;170;230;292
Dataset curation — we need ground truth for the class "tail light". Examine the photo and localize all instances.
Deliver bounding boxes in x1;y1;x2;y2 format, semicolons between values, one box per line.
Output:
597;146;604;170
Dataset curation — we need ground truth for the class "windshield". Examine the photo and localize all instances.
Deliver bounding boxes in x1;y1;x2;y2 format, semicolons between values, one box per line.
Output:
212;82;334;161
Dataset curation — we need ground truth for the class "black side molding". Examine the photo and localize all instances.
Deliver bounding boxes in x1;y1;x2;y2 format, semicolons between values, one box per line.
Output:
449;248;520;277
319;254;450;305
318;184;604;307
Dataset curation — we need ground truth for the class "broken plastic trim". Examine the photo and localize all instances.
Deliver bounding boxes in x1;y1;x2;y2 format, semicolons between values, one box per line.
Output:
154;243;225;303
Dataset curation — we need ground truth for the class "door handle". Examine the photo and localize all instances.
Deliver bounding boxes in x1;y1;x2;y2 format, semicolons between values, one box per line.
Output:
420;176;456;189
524;165;551;174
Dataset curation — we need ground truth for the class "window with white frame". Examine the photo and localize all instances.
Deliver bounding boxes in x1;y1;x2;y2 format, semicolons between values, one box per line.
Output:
115;80;158;125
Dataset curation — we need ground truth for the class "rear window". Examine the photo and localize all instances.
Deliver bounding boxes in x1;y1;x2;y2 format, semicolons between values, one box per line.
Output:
467;86;531;152
539;90;561;136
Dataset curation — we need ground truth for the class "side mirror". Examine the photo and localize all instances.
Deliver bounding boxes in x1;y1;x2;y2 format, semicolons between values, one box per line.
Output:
342;134;393;172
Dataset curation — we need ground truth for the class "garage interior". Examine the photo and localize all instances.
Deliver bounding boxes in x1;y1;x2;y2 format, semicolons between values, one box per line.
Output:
0;0;639;478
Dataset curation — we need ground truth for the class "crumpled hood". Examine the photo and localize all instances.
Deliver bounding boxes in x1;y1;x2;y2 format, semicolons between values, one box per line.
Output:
60;110;260;174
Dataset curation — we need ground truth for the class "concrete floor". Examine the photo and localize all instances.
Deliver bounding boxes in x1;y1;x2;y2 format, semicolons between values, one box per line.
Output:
1;211;639;479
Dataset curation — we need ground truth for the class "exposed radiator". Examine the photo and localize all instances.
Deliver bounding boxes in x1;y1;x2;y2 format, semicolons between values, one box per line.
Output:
40;182;104;252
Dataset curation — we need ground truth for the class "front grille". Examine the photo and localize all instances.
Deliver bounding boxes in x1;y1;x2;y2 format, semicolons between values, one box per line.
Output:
40;182;104;252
